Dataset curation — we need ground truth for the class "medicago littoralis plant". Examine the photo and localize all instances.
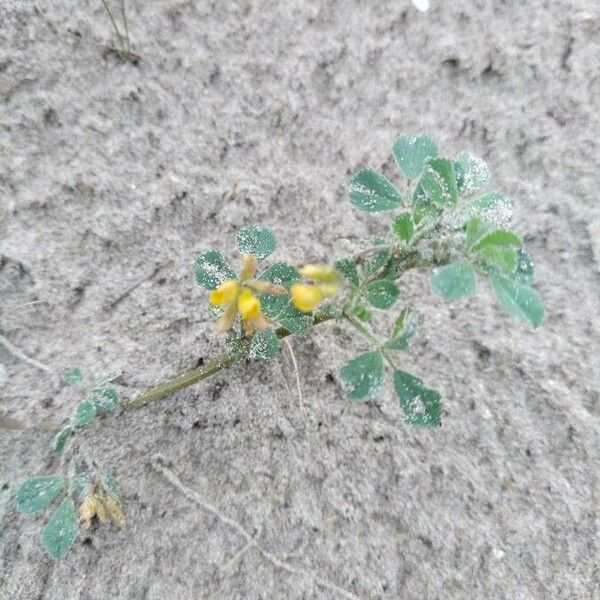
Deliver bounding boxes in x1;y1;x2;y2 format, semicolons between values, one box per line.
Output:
16;135;543;558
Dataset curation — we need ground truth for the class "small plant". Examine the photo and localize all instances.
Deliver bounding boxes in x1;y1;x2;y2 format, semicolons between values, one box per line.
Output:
17;134;543;557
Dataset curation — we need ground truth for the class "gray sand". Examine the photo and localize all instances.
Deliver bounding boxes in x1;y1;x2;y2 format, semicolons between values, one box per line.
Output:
1;1;599;598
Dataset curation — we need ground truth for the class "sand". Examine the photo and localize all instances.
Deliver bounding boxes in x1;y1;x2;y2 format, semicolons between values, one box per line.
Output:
1;1;599;598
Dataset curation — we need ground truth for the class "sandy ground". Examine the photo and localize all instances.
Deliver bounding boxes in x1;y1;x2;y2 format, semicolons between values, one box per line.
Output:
1;1;599;598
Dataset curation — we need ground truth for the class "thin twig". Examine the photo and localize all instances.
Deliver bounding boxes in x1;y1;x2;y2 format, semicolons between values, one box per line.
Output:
151;455;363;600
283;338;305;416
100;0;125;52
0;333;57;379
120;0;131;52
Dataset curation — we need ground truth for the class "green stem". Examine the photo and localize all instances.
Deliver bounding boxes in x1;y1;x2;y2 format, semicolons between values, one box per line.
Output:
124;311;334;410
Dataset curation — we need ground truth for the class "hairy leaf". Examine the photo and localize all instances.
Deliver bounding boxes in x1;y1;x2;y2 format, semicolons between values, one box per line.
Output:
74;400;96;427
17;476;64;515
392;135;438;179
249;329;280;360
392;213;414;242
490;275;543;327
92;387;119;413
431;261;476;301
455;151;490;194
62;368;84;386
366;280;399;309
236;225;276;261
394;370;442;427
348;170;403;212
42;499;78;559
472;230;522;251
386;308;420;351
334;259;359;287
194;250;236;290
419;158;458;207
51;426;72;455
340;351;383;402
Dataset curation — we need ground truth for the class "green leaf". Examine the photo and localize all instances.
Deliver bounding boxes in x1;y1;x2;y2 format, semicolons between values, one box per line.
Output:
194;250;237;290
351;303;373;323
431;261;476;301
334;259;359;287
472;230;522;251
236;225;276;261
73;471;94;497
419;158;458;207
365;280;400;309
510;249;534;285
465;217;489;249
393;370;442;427
348;170;403;212
51;426;72;455
461;192;513;228
91;387;119;413
478;246;517;275
74;400;96;427
392;213;414;242
258;264;313;336
362;248;391;275
340;351;383;402
455;151;490;194
17;476;64;515
42;499;78;559
392;135;438;179
386;308;419;351
276;303;314;336
62;368;84;386
490;275;544;327
249;329;280;360
259;262;301;289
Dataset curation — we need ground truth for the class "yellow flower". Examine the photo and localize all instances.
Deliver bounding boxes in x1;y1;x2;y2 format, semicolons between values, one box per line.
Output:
208;254;284;334
291;264;339;313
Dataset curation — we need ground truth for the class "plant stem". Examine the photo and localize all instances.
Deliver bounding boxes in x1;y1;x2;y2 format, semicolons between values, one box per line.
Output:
123;311;334;410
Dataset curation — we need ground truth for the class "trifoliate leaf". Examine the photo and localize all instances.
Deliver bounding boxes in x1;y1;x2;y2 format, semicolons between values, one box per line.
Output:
490;275;543;327
392;135;438;179
249;329;280;360
365;280;400;309
74;400;96;427
455;151;490;194
419;158;458;207
236;225;276;261
472;230;522;251
392;213;414;242
334;259;359;287
42;499;78;559
17;476;65;515
51;426;72;455
510;249;534;285
194;250;236;290
461;191;513;228
394;370;442;427
386;308;420;351
348;170;403;212
431;261;476;301
62;368;84;386
340;351;383;402
91;387;119;413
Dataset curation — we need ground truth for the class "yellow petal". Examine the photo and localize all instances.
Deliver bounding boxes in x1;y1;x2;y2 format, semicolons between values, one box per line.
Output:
240;254;257;281
246;280;286;295
237;288;261;319
243;313;268;335
290;283;323;313
209;280;239;306
319;283;339;299
216;302;238;332
299;264;339;283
